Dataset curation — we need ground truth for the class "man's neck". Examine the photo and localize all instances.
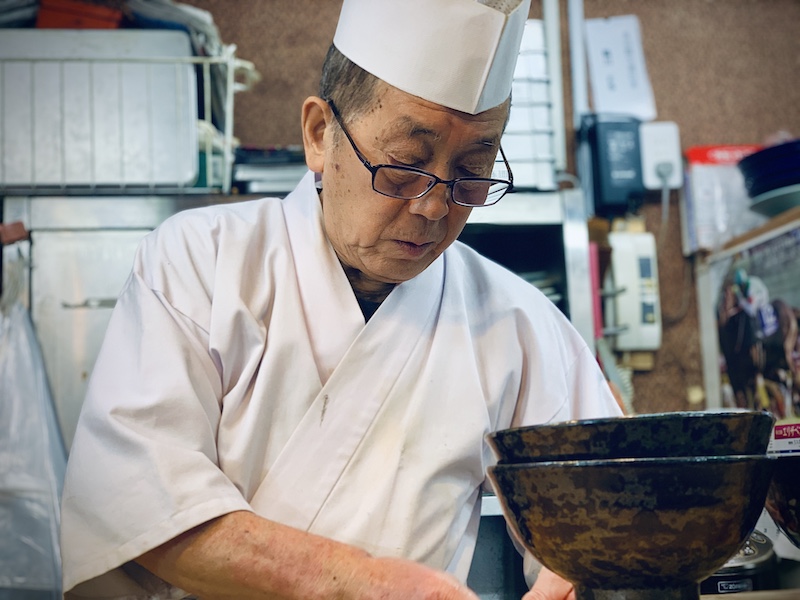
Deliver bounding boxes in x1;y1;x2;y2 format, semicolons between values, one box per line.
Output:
341;264;395;304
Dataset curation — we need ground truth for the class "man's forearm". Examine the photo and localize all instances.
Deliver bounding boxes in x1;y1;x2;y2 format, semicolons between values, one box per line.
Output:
137;510;481;600
136;510;369;599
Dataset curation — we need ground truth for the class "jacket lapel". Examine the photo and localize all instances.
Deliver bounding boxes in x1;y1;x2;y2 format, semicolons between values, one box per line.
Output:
250;185;445;529
281;173;365;385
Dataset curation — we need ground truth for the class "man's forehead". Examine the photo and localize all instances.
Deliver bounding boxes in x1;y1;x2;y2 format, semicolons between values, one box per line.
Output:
383;116;443;142
367;91;507;147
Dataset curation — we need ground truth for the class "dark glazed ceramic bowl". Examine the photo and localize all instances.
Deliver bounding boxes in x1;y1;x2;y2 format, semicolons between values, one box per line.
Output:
487;410;775;464
765;454;800;550
488;455;776;600
738;139;800;198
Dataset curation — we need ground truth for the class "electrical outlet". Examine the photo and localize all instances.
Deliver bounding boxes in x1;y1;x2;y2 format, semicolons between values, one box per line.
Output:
639;121;683;190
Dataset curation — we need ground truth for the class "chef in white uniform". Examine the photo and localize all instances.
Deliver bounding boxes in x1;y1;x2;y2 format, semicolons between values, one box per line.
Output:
61;1;622;598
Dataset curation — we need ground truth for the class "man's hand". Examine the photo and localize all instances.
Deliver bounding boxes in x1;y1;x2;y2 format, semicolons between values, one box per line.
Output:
522;566;576;600
342;555;481;600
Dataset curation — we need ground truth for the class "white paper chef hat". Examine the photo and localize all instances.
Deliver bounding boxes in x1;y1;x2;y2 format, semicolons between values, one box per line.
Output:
333;0;531;115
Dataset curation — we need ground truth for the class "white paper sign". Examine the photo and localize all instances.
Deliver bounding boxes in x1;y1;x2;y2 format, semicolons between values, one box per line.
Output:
584;15;657;121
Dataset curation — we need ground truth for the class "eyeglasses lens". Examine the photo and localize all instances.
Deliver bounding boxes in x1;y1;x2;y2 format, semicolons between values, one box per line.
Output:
373;166;508;206
373;167;436;200
455;180;502;206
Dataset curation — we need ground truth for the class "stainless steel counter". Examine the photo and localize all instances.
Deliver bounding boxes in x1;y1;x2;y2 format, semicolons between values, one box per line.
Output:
2;194;246;449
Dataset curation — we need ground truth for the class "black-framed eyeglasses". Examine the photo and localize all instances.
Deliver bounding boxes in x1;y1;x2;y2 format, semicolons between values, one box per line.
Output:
326;100;513;207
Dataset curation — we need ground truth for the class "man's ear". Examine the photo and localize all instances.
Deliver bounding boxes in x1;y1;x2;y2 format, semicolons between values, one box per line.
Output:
301;96;330;173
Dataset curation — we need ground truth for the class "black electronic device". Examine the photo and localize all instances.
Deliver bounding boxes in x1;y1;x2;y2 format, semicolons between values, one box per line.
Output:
580;114;646;217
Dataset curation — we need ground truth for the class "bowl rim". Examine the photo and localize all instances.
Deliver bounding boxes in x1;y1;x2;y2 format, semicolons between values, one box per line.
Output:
488;453;775;471
486;409;774;440
738;138;800;167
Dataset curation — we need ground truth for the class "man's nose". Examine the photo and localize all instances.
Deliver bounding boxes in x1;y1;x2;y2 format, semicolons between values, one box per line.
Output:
407;181;451;220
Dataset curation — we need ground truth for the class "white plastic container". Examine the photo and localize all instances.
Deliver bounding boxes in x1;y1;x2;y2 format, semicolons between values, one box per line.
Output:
0;29;198;189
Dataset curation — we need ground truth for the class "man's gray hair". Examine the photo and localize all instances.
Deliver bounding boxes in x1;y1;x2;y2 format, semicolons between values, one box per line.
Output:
318;44;380;124
318;43;511;131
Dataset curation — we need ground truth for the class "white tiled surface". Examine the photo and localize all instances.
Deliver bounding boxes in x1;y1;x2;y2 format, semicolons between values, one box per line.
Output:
502;19;558;191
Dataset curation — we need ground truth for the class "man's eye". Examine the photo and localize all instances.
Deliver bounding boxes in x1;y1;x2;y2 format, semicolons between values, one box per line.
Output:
458;167;484;178
389;156;424;169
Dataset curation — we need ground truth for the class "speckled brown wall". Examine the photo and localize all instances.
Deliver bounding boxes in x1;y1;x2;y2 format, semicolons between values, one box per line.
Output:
577;0;800;414
175;0;341;148
178;0;800;414
178;0;544;148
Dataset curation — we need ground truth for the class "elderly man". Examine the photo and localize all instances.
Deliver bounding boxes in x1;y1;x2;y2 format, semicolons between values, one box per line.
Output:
60;1;621;598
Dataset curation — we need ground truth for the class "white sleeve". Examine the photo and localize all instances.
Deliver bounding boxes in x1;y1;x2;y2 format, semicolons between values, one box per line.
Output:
511;314;623;429
61;245;253;596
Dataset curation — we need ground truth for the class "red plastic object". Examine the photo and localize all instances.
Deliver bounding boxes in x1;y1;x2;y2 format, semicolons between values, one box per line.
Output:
0;222;30;246
36;0;124;29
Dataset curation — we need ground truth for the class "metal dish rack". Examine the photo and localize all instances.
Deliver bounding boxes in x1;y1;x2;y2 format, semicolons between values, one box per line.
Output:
0;30;258;195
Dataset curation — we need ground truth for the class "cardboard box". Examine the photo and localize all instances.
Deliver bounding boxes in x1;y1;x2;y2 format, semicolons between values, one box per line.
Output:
680;145;768;255
768;421;800;455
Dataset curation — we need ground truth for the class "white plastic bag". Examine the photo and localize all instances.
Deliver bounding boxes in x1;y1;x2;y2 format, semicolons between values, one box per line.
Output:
0;300;66;598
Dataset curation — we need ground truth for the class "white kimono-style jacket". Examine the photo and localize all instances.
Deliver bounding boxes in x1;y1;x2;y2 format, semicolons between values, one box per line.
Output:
61;171;621;598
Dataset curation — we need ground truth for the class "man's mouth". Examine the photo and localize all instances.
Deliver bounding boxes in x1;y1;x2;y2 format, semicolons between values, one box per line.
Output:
395;239;435;257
